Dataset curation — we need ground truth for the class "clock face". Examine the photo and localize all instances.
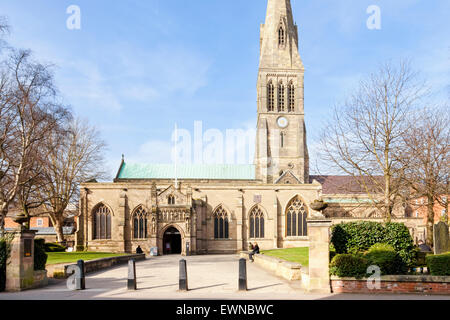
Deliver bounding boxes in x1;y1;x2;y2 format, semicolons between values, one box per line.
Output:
277;117;288;128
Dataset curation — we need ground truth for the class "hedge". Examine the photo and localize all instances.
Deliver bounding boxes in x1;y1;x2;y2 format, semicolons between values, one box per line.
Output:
330;254;368;278
364;243;407;275
0;239;7;292
34;239;48;271
426;253;450;276
331;221;418;267
44;242;66;252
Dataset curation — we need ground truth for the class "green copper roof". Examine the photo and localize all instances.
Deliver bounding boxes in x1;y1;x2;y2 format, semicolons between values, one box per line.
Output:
117;163;256;180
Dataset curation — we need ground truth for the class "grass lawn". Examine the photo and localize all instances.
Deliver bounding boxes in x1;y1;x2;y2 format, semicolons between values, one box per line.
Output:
46;252;128;265
261;247;309;266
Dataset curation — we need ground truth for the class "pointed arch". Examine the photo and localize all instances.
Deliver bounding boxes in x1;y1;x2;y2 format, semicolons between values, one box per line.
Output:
212;204;230;239
91;202;113;240
158;223;186;239
131;205;148;239
278;80;285;112
168;194;176;205
267;80;275;112
248;205;266;239
278;25;285;46
285;195;308;237
288;80;295;112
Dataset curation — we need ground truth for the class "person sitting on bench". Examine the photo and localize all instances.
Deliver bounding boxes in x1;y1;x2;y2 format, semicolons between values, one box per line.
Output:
249;242;260;262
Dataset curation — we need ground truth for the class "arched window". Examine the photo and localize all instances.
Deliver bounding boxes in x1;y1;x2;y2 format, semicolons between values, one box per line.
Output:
267;81;275;112
278;82;285;112
133;206;148;239
288;81;295;112
249;206;265;239
278;26;285;46
168;195;175;205
213;205;229;239
280;132;285;148
286;196;308;237
93;204;112;240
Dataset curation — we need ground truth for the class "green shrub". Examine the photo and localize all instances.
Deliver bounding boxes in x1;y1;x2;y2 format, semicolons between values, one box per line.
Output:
44;242;66;252
34;239;48;271
426;253;450;276
0;240;7;292
330;254;368;278
367;243;395;252
0;234;13;292
329;246;337;262
384;223;418;267
331;221;417;267
364;243;407;275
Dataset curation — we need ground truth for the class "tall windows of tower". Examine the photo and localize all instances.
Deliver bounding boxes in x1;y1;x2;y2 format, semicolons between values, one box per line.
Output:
267;81;275;112
278;26;285;46
288;81;295;112
278;81;285;112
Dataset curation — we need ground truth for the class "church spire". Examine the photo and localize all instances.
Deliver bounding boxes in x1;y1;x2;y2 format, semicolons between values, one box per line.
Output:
255;0;309;184
259;0;303;70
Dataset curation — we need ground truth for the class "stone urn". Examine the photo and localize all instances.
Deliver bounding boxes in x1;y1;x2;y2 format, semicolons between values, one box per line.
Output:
13;212;28;230
310;200;328;212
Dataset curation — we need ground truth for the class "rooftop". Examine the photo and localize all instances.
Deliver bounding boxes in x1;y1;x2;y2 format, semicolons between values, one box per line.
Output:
116;162;256;181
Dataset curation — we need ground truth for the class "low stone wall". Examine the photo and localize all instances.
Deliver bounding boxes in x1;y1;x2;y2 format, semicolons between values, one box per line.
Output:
240;251;302;281
46;254;146;278
331;275;450;295
32;270;48;289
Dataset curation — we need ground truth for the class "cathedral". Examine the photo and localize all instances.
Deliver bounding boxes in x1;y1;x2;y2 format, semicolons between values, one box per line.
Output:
75;0;425;255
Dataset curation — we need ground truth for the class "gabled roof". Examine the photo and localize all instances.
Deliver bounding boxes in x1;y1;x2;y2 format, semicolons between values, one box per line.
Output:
115;162;256;181
274;170;302;184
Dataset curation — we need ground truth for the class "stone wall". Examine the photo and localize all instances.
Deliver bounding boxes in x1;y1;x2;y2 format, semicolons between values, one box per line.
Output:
239;251;302;281
79;182;322;255
46;253;145;278
331;275;450;295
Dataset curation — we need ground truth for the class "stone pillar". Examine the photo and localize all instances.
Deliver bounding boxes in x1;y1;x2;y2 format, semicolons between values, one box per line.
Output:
236;194;244;252
5;230;37;292
273;195;279;249
118;190;127;252
75;189;87;251
306;219;332;294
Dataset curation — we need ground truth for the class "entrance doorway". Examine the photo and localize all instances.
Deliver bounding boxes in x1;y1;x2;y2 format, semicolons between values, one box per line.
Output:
163;227;182;255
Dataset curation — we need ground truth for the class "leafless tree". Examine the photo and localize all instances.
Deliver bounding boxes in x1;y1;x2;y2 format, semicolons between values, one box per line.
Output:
400;106;450;246
0;49;69;233
39;118;107;242
319;61;426;222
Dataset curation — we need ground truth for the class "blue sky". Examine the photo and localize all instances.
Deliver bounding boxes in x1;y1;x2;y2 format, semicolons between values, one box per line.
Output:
1;0;449;178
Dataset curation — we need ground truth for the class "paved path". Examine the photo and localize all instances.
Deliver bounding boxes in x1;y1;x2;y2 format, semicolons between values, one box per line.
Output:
0;254;449;300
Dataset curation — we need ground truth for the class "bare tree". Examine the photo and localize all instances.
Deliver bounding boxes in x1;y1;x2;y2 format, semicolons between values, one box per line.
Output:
319;61;426;222
39;118;107;242
400;106;450;246
0;49;69;232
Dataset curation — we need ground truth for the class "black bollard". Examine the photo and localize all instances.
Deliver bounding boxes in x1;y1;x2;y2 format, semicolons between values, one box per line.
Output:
76;259;85;290
128;259;137;290
179;259;188;291
238;258;247;291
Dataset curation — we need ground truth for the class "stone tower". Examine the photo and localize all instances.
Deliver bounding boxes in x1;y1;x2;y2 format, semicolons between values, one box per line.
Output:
255;0;309;184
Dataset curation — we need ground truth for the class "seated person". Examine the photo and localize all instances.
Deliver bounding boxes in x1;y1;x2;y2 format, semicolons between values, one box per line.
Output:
136;245;144;254
417;240;432;252
249;243;260;262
